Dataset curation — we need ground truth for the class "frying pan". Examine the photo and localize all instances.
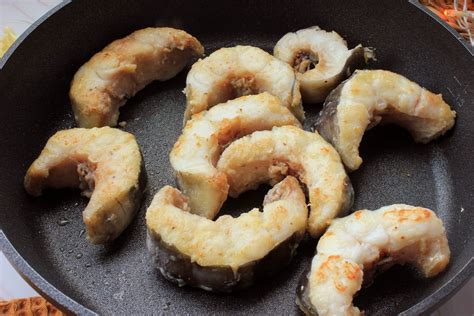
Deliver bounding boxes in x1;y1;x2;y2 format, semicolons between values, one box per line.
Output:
0;0;472;314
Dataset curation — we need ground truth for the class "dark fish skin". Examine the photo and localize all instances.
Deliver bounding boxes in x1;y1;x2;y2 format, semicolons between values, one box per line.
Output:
296;267;319;316
302;45;367;104
147;230;304;292
312;77;346;151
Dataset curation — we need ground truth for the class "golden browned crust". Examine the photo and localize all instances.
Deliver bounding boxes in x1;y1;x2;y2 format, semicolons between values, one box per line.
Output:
315;70;456;171
24;127;144;244
170;93;301;219
184;46;304;123
70;27;204;127
298;204;450;315
217;126;353;237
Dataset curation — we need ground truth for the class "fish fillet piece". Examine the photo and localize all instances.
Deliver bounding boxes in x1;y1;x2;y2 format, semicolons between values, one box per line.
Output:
184;45;304;123
146;176;307;291
217;125;353;237
24;127;144;244
170;92;301;219
274;26;372;103
314;70;456;171
70;27;204;127
297;204;450;316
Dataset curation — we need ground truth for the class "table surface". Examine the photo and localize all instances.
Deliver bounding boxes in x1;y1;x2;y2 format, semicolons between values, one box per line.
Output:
0;1;472;315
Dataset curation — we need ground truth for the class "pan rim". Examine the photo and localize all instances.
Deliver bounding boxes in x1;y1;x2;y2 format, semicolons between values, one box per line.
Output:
408;0;474;56
1;1;472;68
1;229;472;314
0;0;71;70
0;230;96;315
0;0;472;314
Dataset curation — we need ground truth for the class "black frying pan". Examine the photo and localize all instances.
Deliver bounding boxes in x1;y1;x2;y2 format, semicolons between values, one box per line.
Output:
0;0;472;314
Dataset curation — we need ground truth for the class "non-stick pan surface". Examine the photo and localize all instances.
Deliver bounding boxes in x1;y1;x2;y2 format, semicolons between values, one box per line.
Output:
0;0;472;314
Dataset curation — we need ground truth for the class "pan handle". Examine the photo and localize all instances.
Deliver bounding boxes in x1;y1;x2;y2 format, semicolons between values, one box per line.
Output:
0;230;96;316
408;0;474;55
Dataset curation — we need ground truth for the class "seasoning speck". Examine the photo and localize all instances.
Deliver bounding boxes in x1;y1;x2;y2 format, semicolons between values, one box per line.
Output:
58;219;70;226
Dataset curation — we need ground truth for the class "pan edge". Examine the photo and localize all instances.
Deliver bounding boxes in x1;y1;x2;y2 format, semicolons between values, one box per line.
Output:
0;230;96;315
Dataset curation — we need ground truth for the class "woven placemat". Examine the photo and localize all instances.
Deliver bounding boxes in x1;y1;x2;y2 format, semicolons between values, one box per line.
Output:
0;297;64;316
